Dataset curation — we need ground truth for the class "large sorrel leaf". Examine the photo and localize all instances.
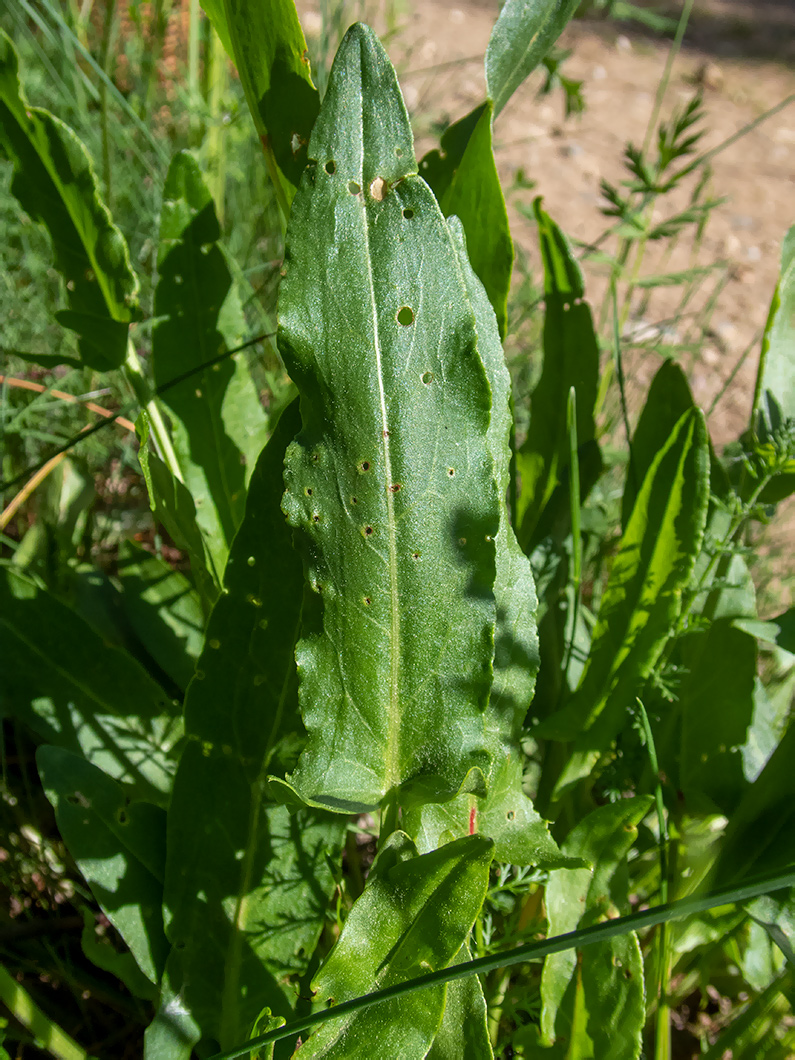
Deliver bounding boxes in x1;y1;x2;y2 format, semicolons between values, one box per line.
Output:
279;24;502;813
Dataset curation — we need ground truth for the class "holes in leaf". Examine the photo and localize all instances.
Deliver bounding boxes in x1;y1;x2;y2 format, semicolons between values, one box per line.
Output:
447;468;455;477
370;176;388;200
403;207;414;219
359;461;371;473
421;371;433;384
397;306;414;326
389;483;402;492
458;537;467;546
325;160;336;175
116;809;129;825
363;597;371;606
348;180;361;195
312;452;321;463
351;496;358;505
412;551;420;560
305;488;313;496
506;810;515;821
363;525;374;537
312;513;321;523
395;147;404;157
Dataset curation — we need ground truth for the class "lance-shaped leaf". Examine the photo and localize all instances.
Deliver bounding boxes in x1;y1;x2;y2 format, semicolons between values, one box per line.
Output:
540;798;651;1057
675;619;757;815
405;221;565;868
517;199;599;552
37;746;168;989
296;832;494;1059
486;0;581;118
163;402;345;1051
153;151;269;578
279;24;501;813
544;408;710;797
0;30;138;370
0;568;180;803
201;0;319;209
427;944;492;1060
428;103;514;339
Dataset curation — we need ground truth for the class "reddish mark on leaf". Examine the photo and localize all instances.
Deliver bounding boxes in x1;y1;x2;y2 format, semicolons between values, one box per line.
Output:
468;806;477;835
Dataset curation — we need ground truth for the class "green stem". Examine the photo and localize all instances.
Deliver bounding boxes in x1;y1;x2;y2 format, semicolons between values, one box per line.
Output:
641;0;695;158
205;869;795;1059
0;963;87;1060
98;0;117;204
123;339;183;482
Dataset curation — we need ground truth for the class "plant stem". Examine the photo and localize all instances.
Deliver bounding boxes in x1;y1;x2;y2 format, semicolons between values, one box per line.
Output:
98;0;117;204
123;338;183;481
641;0;695;159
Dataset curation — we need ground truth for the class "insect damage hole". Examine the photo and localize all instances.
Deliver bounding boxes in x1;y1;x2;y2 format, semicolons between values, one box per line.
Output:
397;306;414;326
447;467;455;477
421;371;433;384
402;207;414;219
358;461;371;473
348;180;361;195
370;176;388;200
363;525;374;537
325;160;336;174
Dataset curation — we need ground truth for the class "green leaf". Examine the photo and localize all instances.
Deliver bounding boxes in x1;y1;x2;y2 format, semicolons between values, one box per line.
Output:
714;719;795;885
486;0;581;118
78;906;156;1001
539;798;651;1057
0;30;139;370
404;222;564;867
153;151;269;578
205;0;319;208
419;103;489;205
116;540;204;693
279;24;501;813
755;224;795;428
426;945;492;1060
37;745;169;987
162;401;345;1050
0;568;181;802
517;200;600;551
440;102;514;339
674;619;757;814
545;408;710;797
297;832;494;1059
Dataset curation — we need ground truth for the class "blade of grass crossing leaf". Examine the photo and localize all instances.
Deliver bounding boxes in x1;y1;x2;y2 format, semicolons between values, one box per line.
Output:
295;833;494;1059
486;0;581;118
206;869;795;1060
540;799;651;1056
279;25;501;813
